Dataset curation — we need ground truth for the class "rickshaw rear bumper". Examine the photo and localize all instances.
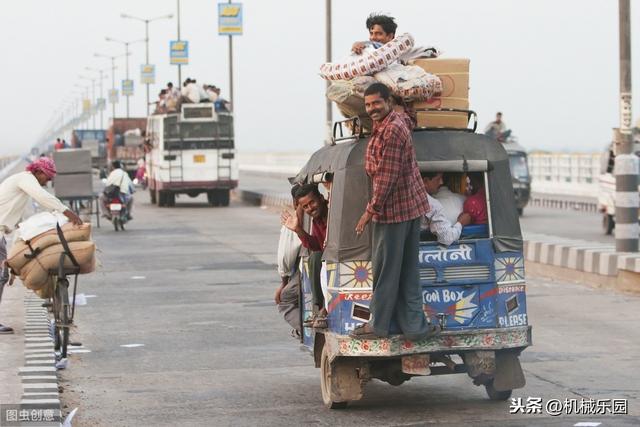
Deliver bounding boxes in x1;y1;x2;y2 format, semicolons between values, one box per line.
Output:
322;325;532;359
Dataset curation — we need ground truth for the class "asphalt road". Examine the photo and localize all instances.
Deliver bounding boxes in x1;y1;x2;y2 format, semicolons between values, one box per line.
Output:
238;171;615;245
57;190;639;426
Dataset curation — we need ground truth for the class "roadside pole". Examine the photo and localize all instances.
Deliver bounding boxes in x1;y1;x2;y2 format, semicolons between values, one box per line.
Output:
614;0;638;252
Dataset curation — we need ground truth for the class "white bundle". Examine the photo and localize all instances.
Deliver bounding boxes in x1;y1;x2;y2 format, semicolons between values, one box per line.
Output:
374;63;442;101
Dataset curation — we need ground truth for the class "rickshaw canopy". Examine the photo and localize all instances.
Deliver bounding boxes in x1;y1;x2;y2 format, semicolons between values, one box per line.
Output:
293;130;523;262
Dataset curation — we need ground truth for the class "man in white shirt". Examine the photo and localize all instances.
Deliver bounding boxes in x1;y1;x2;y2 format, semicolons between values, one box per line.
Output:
180;78;201;104
100;160;134;220
434;174;467;225
275;185;302;336
0;158;82;334
422;172;471;246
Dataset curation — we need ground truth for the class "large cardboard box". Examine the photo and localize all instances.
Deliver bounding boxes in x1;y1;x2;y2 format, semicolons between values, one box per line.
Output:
416;111;469;129
53;149;92;174
53;173;93;198
411;58;470;129
412;58;470;99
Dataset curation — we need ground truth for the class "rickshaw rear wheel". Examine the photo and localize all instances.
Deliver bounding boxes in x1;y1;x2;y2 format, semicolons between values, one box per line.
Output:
320;345;364;409
484;380;512;401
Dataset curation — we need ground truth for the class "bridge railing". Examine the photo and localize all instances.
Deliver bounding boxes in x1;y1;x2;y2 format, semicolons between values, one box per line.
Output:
528;152;601;197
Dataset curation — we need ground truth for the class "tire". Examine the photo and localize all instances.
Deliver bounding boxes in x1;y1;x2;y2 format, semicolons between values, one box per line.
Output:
158;190;167;207
218;189;230;207
167;192;176;207
113;217;119;231
485;380;512;401
150;188;157;204
207;191;219;207
55;280;70;358
517;207;523;216
603;214;614;235
320;345;364;409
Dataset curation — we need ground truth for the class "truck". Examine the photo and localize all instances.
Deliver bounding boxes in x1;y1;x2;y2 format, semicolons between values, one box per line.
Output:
71;129;108;172
145;103;238;207
107;118;147;178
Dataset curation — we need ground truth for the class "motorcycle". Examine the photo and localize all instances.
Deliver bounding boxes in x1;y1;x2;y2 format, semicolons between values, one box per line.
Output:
108;194;129;231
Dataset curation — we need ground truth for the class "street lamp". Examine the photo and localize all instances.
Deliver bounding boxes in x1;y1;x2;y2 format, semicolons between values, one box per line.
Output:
86;66;110;129
105;36;145;118
120;12;174;116
95;52;129;122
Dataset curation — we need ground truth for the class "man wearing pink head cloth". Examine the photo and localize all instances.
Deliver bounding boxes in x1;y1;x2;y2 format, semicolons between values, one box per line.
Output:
0;157;82;334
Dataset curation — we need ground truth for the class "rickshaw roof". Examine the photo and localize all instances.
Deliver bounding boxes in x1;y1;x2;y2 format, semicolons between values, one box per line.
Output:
294;130;523;262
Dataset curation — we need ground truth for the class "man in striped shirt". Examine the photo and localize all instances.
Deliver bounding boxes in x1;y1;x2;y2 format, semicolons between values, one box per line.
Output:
352;83;438;340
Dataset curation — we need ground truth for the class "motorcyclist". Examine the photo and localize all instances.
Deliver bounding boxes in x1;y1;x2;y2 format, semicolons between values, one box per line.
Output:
101;160;135;220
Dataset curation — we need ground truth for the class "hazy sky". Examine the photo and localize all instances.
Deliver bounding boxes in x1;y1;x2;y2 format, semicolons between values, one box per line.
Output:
0;0;638;156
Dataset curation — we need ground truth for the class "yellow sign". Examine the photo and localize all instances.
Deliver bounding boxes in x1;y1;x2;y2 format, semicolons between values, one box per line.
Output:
193;154;206;163
220;6;240;16
82;99;91;113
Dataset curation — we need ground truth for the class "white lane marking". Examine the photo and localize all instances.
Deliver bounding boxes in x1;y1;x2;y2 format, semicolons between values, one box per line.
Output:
131;276;146;280
574;423;602;427
120;343;145;348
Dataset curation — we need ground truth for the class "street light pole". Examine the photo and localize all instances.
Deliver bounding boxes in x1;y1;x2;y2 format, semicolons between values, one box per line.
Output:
106;37;144;119
615;0;638;252
121;12;173;116
86;67;109;128
228;0;234;110
177;0;182;85
79;75;97;128
95;52;128;123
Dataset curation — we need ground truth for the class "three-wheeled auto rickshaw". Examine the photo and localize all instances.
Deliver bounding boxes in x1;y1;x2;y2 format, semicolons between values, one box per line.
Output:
291;116;532;409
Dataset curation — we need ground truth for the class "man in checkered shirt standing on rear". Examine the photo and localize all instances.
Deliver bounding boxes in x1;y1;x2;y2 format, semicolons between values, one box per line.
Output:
352;83;439;341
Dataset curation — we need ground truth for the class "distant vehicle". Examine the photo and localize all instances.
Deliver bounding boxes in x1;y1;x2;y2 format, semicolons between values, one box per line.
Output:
597;130;640;235
107;118;147;178
71;129;107;172
145;103;238;207
502;139;530;216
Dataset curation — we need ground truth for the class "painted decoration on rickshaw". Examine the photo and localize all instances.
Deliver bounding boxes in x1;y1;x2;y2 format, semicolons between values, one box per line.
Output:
494;255;525;284
422;284;496;329
329;326;531;357
300;259;315;343
496;283;528;328
338;261;372;289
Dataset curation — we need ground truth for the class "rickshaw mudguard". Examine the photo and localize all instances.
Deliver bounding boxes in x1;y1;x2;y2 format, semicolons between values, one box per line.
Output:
493;350;526;391
320;325;532;360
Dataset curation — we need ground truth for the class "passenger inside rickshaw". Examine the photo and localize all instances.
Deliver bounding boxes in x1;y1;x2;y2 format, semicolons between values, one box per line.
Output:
420;171;489;244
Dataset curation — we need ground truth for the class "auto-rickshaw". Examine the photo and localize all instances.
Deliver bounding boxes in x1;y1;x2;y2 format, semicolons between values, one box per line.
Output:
291;116;532;409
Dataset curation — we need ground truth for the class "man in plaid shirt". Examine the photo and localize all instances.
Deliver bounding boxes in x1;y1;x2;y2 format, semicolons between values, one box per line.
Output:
352;83;438;340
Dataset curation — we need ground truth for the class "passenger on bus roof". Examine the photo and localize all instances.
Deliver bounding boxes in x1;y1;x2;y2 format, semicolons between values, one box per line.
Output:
463;172;488;224
281;184;328;329
422;172;471;246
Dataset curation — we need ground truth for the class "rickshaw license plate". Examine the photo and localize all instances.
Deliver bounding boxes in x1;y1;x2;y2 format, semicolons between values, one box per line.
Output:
401;354;430;375
193;154;205;163
109;204;122;211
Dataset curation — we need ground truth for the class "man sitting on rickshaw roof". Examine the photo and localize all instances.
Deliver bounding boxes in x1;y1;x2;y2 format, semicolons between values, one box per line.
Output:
421;172;471;246
352;82;439;340
281;184;329;328
351;13;397;55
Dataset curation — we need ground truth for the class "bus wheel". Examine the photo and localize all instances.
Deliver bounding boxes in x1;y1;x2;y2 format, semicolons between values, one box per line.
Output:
218;190;230;207
320;345;363;409
207;191;220;207
167;192;176;207
603;214;614;235
157;189;166;207
149;188;157;205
